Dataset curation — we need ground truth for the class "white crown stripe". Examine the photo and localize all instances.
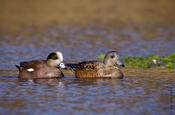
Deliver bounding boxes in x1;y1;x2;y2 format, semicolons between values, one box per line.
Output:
56;52;63;62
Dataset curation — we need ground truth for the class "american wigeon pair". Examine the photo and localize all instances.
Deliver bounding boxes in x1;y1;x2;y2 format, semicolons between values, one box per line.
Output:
16;51;124;80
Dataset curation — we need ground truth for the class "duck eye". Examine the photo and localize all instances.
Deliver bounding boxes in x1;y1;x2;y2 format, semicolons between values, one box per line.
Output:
53;57;58;60
110;55;114;58
47;52;58;60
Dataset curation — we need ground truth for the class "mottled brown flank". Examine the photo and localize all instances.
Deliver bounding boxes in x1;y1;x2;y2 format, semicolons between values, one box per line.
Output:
75;69;100;78
75;66;123;79
73;61;101;78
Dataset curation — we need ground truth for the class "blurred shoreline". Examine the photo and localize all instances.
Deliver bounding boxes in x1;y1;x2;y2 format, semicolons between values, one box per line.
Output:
1;0;175;34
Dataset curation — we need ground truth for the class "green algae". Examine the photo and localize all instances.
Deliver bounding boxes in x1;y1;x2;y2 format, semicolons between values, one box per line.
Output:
97;53;175;69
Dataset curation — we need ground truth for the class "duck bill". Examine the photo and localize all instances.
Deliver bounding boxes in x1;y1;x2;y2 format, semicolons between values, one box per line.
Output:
59;62;66;69
116;60;125;67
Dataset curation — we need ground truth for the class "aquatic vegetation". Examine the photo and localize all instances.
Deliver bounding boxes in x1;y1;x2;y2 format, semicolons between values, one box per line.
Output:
97;53;175;69
97;54;105;59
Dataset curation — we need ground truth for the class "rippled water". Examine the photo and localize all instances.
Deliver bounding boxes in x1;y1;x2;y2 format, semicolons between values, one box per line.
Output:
0;76;174;115
0;24;175;114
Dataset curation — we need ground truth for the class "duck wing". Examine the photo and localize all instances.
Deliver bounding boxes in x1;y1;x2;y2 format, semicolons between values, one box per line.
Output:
16;60;46;70
66;60;100;70
15;61;33;70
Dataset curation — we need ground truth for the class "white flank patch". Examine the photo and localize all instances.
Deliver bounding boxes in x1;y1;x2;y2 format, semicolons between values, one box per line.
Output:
152;59;157;64
27;68;35;72
28;80;34;82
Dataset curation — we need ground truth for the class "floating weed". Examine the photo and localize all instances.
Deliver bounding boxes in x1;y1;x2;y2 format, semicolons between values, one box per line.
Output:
165;62;175;69
124;56;154;68
169;53;175;60
97;54;105;59
97;53;175;69
162;57;171;63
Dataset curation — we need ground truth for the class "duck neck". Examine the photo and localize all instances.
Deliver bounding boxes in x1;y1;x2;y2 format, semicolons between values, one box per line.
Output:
46;59;58;67
103;59;112;67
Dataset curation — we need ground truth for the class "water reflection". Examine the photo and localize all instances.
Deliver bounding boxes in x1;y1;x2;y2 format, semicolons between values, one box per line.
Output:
0;76;174;114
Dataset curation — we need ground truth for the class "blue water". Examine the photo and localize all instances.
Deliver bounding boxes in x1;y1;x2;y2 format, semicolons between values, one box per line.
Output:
0;76;174;115
0;25;175;115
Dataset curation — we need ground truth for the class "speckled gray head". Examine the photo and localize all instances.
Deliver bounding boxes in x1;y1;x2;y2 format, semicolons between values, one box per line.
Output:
104;51;125;67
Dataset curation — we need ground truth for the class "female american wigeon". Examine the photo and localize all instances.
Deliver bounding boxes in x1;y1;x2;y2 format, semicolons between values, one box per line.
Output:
66;51;125;79
16;51;66;81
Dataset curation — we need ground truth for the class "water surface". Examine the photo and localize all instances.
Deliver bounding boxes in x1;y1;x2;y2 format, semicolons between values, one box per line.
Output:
0;24;175;114
0;76;174;115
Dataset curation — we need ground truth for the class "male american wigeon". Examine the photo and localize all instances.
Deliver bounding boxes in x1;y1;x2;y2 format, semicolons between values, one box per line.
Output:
16;51;66;81
66;51;124;79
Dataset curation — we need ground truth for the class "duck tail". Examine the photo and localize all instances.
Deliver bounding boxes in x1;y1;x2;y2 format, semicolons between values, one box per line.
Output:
15;65;21;71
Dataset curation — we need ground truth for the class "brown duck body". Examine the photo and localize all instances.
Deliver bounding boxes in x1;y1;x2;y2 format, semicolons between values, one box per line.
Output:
16;60;64;80
67;60;124;79
66;51;124;79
